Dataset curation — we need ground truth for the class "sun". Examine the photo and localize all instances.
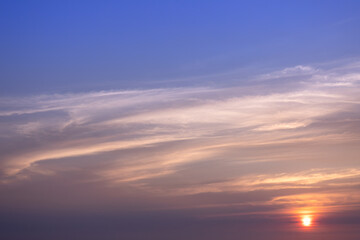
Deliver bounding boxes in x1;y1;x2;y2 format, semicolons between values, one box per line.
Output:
301;215;312;227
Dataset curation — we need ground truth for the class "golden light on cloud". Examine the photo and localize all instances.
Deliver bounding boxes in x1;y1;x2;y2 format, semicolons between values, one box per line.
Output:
301;215;312;227
0;61;360;237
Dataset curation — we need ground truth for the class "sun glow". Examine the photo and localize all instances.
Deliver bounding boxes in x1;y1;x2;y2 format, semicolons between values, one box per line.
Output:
302;215;312;227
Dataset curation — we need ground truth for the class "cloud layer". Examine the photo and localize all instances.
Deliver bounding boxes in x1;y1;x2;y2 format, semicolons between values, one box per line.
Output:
1;60;360;225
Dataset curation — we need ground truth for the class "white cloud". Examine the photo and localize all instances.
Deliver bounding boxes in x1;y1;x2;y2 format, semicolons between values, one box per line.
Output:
1;60;360;207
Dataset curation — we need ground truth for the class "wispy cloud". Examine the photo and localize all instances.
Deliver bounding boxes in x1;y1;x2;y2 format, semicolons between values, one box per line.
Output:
1;60;360;218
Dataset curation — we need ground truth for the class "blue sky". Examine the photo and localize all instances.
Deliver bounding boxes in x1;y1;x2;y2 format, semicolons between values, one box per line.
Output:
1;0;360;94
1;1;360;240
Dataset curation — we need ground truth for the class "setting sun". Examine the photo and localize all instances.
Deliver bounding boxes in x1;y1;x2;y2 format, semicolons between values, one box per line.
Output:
302;216;312;227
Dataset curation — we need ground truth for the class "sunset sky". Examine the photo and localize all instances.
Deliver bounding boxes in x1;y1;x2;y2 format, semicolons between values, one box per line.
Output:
1;1;360;239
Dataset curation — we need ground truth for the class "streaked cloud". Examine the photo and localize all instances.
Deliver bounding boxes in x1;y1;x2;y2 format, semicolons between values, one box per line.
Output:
0;60;360;220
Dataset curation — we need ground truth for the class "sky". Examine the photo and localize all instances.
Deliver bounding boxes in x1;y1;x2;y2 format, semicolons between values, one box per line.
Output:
1;1;360;239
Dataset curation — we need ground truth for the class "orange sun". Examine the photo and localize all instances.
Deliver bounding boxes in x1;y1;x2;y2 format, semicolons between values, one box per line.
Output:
301;215;312;227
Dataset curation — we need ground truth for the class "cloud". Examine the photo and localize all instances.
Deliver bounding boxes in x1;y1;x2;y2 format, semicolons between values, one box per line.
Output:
0;60;360;220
